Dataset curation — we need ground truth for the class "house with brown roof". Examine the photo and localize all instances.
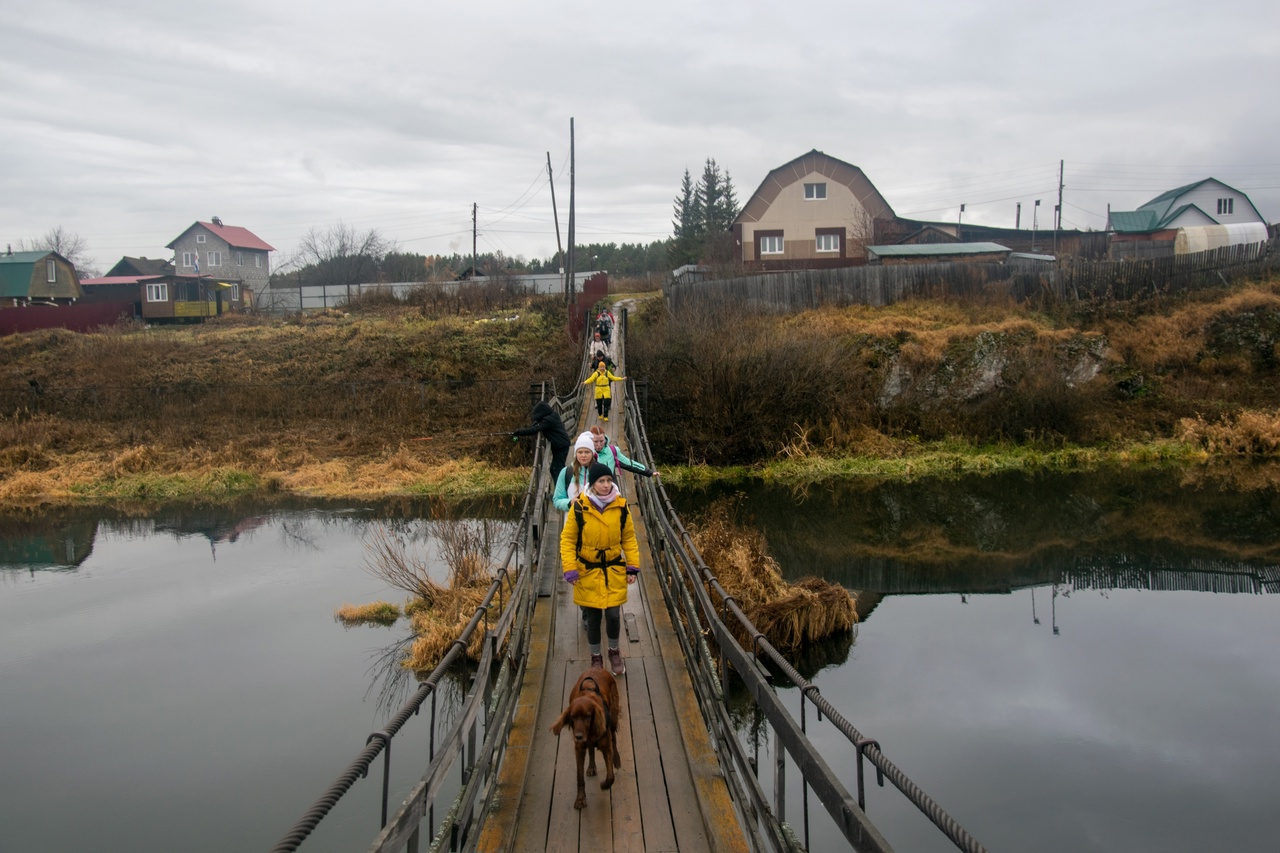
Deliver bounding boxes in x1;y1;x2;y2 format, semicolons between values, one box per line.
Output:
105;256;175;277
166;218;274;298
731;150;896;269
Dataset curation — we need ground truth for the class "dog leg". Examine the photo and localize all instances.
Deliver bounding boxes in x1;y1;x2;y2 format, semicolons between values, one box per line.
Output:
574;744;587;810
612;727;621;769
600;738;616;791
586;744;597;777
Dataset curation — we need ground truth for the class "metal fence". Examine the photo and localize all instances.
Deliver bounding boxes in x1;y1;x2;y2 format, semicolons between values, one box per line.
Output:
622;377;988;853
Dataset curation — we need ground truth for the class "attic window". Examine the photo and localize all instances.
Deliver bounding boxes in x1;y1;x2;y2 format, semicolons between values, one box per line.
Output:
196;234;206;243
1217;198;1234;215
804;182;827;200
46;259;56;282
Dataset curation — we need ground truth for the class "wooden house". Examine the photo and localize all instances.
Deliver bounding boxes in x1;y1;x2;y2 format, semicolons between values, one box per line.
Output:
0;250;82;306
80;273;245;322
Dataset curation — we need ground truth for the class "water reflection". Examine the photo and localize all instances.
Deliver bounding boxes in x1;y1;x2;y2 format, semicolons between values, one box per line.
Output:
671;466;1280;615
672;467;1280;853
0;496;515;853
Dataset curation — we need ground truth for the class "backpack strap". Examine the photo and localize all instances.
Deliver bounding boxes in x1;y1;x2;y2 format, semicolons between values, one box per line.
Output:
574;498;629;570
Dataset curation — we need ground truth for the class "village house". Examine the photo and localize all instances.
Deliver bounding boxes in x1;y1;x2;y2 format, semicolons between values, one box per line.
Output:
0;249;82;306
732;150;896;270
166;218;274;299
1107;178;1269;259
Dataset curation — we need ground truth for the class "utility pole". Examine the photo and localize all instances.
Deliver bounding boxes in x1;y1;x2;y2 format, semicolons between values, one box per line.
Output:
472;203;477;280
1016;202;1021;230
958;203;965;236
566;117;576;304
1054;159;1064;255
547;151;564;281
1032;199;1040;252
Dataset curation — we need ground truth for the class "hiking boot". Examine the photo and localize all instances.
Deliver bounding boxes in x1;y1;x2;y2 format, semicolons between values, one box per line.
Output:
601;415;608;421
608;647;625;676
590;653;604;670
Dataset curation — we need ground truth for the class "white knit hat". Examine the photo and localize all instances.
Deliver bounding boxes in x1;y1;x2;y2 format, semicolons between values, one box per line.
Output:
574;432;595;453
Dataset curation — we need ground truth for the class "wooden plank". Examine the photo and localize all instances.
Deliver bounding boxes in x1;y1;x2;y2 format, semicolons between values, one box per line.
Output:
609;661;645;853
505;660;567;852
543;662;586;849
623;655;678;853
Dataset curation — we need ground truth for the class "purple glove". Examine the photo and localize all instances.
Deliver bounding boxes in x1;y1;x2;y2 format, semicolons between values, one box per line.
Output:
563;569;580;584
626;565;640;576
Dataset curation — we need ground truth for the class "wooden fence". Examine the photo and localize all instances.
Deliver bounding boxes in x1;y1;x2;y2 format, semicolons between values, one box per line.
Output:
666;240;1277;313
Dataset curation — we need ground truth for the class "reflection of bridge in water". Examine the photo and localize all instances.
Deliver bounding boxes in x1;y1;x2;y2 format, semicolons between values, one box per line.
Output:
798;553;1280;599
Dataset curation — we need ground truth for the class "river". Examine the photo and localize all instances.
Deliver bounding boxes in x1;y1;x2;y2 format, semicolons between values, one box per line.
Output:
2;467;1279;852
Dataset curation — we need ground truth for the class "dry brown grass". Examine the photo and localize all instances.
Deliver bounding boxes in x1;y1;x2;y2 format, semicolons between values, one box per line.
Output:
689;496;857;652
1178;409;1280;454
361;513;503;672
335;601;402;626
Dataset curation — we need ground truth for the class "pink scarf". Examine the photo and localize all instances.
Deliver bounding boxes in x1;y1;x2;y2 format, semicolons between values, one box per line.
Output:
587;484;619;511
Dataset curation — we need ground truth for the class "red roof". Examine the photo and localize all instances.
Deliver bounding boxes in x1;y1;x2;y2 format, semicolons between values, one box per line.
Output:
166;222;275;252
80;275;151;285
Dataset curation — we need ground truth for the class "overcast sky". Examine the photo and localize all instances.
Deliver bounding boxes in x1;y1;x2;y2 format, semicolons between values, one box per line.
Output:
2;0;1277;273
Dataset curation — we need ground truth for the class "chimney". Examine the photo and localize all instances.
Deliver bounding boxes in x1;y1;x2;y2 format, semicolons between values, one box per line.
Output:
212;216;223;226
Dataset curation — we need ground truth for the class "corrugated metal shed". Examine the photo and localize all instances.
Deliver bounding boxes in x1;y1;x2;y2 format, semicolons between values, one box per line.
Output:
867;242;1011;258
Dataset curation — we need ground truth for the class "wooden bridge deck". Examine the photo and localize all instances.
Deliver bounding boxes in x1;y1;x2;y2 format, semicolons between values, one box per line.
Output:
475;400;749;853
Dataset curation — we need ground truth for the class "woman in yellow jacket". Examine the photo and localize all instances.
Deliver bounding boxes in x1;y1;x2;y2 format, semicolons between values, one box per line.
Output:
584;360;625;421
560;462;639;675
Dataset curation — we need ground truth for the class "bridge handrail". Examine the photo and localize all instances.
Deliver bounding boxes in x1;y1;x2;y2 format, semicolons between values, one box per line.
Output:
622;370;988;853
270;374;578;852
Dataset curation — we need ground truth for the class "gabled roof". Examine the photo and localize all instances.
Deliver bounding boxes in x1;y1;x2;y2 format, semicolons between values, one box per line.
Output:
1109;177;1265;233
80;275;152;286
107;256;174;277
735;149;896;225
166;221;274;252
0;250;78;299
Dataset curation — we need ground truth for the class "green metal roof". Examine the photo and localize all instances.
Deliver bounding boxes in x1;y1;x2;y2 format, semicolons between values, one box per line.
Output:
1107;210;1161;233
0;251;50;298
867;242;1011;257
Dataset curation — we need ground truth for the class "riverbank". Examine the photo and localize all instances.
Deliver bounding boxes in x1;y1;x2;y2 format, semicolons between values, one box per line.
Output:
6;278;1280;510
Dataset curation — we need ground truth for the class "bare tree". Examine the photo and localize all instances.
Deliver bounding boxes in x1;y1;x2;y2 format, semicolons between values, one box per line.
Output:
284;222;397;287
17;226;101;277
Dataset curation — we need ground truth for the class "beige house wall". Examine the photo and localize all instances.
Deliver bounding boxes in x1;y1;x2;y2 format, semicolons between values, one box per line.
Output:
734;151;894;264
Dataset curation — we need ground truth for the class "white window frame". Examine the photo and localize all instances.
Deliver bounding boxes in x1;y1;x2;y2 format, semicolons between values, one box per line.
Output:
182;252;196;268
196;234;206;243
46;259;56;282
804;182;827;200
146;282;169;302
236;252;244;266
816;233;840;253
255;254;262;268
207;251;222;267
1217;198;1234;215
229;284;241;301
760;235;784;255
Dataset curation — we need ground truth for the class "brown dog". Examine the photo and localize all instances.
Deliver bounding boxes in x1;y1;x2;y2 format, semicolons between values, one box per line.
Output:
549;664;622;809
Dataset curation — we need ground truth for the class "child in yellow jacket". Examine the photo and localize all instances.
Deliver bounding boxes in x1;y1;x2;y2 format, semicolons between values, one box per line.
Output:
584;361;625;421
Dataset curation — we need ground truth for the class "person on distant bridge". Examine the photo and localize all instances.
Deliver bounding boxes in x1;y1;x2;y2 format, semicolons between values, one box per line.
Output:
553;433;598;512
512;400;571;480
590;329;615;364
584;361;625;422
595;309;615;345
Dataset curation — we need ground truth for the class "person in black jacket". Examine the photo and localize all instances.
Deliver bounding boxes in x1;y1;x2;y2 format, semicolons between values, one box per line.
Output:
512;400;572;479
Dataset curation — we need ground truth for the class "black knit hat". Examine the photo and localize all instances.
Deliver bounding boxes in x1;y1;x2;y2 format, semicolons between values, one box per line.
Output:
587;462;613;488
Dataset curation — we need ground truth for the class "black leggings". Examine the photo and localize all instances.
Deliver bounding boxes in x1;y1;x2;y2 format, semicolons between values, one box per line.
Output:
582;605;621;646
595;396;612;418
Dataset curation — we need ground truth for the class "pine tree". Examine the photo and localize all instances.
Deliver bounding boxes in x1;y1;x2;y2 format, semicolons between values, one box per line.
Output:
669;168;701;268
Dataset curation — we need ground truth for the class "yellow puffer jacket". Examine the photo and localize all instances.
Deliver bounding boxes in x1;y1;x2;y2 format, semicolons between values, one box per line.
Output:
584;368;624;400
559;492;639;609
